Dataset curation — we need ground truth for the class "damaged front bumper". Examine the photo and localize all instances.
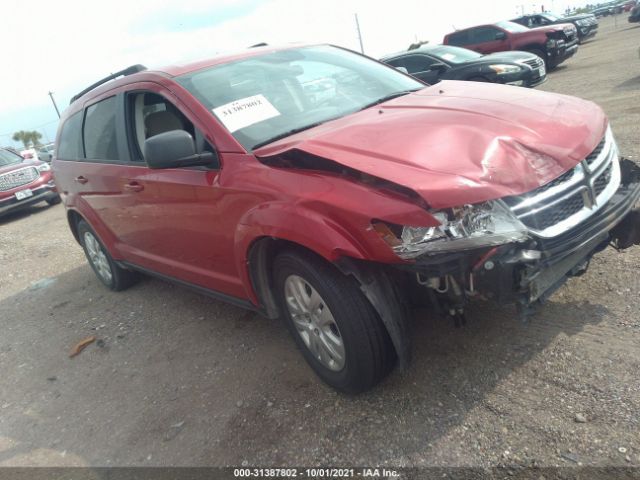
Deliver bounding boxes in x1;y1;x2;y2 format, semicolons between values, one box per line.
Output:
403;159;640;314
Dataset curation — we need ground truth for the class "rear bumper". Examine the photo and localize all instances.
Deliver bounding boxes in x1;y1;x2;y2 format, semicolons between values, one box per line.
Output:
0;181;59;216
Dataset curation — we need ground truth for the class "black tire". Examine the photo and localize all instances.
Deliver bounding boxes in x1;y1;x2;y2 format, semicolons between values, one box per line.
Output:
528;49;550;70
273;250;396;393
46;194;61;206
77;220;138;291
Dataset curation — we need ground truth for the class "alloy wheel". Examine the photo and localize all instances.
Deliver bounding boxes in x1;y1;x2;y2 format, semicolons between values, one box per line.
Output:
283;274;345;371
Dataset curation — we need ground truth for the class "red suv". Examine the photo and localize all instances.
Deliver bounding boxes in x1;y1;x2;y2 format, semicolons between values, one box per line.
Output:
444;21;579;69
1;147;60;216
53;45;640;393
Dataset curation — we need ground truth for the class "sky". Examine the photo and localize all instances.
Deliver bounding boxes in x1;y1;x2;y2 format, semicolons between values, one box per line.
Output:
1;0;588;148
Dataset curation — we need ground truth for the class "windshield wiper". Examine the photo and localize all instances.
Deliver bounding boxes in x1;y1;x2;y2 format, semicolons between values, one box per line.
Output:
357;89;422;112
251;89;421;150
250;115;351;150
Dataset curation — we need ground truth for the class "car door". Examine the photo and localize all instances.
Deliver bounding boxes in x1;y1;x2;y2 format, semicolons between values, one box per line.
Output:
468;26;510;53
398;54;444;84
114;85;244;298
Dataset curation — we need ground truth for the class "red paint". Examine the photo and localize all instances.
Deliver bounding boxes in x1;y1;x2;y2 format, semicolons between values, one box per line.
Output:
443;23;577;55
53;45;607;307
0;159;55;202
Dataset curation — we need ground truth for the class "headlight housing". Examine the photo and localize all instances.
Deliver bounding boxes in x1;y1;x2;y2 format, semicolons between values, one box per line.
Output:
488;64;522;74
37;163;51;172
546;38;565;49
374;201;529;259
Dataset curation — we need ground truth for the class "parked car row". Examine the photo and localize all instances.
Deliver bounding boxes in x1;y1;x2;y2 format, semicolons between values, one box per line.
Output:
50;43;640;392
592;0;637;16
379;10;592;90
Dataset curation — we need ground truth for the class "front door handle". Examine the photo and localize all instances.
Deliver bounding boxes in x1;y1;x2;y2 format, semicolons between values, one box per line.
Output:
124;181;144;193
74;176;88;184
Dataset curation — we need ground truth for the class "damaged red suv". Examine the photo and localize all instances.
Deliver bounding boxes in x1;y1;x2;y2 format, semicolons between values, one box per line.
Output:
53;45;640;393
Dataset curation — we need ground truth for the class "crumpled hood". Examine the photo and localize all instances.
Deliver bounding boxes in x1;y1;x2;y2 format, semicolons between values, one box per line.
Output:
254;81;607;209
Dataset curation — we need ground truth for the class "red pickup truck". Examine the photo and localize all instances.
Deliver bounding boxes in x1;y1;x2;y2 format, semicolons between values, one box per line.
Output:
444;20;579;69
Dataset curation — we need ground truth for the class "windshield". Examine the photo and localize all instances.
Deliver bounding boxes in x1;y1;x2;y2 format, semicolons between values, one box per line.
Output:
177;45;424;150
495;21;530;33
427;45;483;64
0;149;23;167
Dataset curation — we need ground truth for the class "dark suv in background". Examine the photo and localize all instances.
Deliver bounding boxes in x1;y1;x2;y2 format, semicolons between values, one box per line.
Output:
444;20;578;69
511;12;598;43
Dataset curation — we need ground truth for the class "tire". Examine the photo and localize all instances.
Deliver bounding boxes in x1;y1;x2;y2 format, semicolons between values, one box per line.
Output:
273;250;396;393
528;49;550;70
77;220;138;291
46;194;61;206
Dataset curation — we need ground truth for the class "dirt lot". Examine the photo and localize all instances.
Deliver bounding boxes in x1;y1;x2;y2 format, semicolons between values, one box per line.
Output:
0;16;638;469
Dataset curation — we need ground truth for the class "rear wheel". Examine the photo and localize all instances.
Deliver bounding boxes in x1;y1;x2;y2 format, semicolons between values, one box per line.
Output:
77;220;138;291
273;250;395;393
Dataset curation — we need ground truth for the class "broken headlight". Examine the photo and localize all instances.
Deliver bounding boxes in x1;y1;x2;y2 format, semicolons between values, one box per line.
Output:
375;201;529;259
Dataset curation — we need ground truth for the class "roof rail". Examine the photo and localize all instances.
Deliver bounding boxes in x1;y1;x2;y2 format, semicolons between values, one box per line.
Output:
69;64;147;104
249;42;268;48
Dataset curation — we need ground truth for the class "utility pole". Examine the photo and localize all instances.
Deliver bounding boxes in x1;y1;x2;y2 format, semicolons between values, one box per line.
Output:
48;91;61;119
354;13;364;54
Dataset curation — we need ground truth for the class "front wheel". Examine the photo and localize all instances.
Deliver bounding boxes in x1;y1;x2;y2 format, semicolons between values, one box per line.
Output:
273;250;396;393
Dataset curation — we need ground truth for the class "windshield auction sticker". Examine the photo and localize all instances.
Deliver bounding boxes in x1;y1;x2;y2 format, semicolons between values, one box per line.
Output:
213;94;280;133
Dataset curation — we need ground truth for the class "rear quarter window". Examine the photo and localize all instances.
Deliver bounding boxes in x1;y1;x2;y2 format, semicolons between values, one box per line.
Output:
83;96;119;161
57;111;84;160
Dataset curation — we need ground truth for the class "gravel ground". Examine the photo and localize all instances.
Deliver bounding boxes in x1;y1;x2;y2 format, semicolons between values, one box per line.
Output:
0;16;638;469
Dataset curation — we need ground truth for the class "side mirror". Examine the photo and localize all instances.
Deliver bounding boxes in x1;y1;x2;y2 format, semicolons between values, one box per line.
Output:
144;130;217;169
495;31;507;40
395;66;409;74
429;62;448;72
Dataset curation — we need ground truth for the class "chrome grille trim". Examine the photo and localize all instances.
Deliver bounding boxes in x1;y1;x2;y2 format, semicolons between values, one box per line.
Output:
0;167;40;192
504;127;621;238
520;57;544;69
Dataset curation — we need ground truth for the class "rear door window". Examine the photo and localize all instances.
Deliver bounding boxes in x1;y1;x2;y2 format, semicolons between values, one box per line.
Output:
57;111;84;160
83;96;119;161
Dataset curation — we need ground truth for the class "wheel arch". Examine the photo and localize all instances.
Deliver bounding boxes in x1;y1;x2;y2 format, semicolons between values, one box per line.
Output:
244;236;412;370
67;209;83;244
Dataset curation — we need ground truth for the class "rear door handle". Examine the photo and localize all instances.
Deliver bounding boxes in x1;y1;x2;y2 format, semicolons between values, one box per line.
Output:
124;181;144;193
74;176;88;184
